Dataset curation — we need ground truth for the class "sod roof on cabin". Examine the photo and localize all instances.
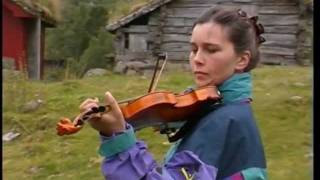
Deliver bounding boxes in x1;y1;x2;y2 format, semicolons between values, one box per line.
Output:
10;0;56;26
106;0;173;32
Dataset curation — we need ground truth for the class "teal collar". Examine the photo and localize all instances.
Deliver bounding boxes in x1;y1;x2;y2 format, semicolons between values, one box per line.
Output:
218;73;252;104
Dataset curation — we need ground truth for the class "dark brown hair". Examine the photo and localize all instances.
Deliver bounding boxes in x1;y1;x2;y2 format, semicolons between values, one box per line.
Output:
193;6;265;72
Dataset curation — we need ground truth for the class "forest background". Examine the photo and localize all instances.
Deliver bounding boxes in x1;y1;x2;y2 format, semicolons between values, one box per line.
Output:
42;0;154;79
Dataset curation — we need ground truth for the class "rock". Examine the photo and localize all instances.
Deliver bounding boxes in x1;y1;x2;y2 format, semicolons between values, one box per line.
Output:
113;61;127;74
304;152;313;159
126;61;146;71
142;69;155;77
127;61;155;71
2;131;20;142
290;96;303;101
47;173;64;179
126;69;138;76
114;60;157;75
293;82;306;87
28;166;43;174
21;99;43;113
140;75;148;80
83;68;108;77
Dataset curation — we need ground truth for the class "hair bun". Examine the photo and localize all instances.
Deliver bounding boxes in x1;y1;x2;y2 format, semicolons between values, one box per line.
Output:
249;16;265;44
237;9;266;44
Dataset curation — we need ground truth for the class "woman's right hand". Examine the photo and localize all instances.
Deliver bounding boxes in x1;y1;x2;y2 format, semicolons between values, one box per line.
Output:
77;91;126;136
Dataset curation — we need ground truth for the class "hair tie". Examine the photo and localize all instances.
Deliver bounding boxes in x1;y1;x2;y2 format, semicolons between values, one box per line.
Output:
237;9;248;18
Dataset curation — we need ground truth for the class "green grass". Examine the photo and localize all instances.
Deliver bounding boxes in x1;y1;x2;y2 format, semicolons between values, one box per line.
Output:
3;66;312;179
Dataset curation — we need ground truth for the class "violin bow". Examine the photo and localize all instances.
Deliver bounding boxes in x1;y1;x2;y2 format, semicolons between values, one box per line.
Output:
146;53;171;135
148;53;168;93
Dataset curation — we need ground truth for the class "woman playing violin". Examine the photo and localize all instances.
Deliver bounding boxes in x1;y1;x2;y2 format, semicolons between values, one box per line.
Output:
77;6;267;180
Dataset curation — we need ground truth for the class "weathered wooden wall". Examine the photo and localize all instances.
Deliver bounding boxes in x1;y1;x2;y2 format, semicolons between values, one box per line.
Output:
113;0;304;70
147;0;300;65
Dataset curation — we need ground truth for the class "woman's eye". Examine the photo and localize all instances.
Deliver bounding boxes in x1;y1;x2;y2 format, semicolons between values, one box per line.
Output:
207;48;217;53
191;48;198;54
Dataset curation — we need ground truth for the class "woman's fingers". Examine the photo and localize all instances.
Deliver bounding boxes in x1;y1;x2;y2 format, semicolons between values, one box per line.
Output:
104;91;123;119
79;98;99;112
81;92;125;135
82;103;99;113
98;92;126;132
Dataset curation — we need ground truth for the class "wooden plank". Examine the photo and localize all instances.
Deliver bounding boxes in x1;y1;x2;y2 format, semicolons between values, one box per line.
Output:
166;7;210;18
165;61;192;71
129;34;148;52
198;4;258;16
259;6;299;15
258;3;297;6
175;0;297;6
263;25;298;34
166;51;190;61
258;15;299;25
233;0;253;3
222;1;297;6
161;42;190;52
123;25;149;33
262;33;297;48
150;17;178;26
255;0;296;3
175;0;223;4
163;26;193;34
260;46;296;56
260;53;296;65
163;17;196;27
116;52;153;62
163;33;191;43
169;4;218;8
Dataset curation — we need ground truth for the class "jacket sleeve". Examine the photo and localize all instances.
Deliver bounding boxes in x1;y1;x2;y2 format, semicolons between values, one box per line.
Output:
99;123;218;180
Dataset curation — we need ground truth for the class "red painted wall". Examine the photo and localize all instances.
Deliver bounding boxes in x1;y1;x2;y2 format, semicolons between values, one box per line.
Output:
3;0;53;79
2;5;27;70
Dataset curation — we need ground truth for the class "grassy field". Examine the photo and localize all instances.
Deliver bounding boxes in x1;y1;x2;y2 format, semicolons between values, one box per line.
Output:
3;66;312;179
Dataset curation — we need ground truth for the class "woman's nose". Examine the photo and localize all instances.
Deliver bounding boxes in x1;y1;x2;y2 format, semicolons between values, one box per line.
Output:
193;50;205;65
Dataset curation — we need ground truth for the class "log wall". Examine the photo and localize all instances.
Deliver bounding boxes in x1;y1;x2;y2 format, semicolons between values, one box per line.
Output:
115;0;302;66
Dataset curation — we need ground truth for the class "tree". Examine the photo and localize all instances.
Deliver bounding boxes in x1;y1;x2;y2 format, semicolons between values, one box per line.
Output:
78;29;114;76
45;0;114;77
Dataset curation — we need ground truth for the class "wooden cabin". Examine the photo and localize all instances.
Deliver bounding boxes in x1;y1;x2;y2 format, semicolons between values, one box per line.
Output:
106;0;312;73
3;0;56;80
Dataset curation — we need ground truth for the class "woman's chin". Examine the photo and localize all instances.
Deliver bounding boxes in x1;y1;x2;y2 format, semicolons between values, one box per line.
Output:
195;80;211;88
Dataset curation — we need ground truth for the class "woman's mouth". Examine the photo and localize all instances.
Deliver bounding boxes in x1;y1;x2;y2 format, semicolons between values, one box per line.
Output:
194;71;208;80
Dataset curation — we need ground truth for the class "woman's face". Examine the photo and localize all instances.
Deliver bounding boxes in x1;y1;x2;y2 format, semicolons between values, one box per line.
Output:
189;22;245;87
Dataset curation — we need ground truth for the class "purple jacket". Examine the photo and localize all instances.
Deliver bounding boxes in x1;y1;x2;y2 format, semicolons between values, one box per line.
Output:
98;73;267;179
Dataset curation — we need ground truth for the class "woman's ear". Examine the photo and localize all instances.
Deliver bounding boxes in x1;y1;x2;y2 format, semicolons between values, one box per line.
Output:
235;50;251;72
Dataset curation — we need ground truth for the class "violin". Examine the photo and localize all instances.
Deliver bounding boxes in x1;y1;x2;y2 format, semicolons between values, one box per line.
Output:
56;53;221;137
56;86;221;136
